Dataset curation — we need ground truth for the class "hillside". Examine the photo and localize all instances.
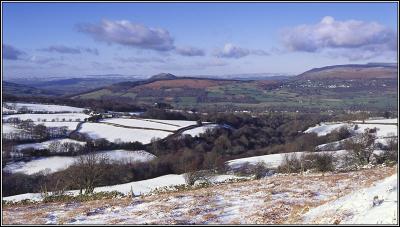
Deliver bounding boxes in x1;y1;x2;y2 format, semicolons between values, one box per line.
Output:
6;76;141;96
2;166;396;224
71;65;397;111
71;74;269;105
296;63;397;80
3;81;59;97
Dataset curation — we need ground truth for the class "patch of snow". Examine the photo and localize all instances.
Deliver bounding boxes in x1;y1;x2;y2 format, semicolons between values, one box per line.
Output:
302;174;398;224
183;124;219;137
15;139;86;151
101;118;180;131
305;121;398;138
4;150;156;175
226;150;352;169
144;119;197;128
4;102;87;113
79;123;172;144
352;118;398;124
3;113;90;122
2;173;244;203
304;123;347;136
2;124;23;133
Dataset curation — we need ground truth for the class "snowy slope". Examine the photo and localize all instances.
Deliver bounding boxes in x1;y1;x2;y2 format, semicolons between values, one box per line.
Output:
3;113;89;122
37;121;80;131
144;119;197;128
4;150;156;175
226;150;351;169
2;106;17;114
302;174;398;224
183;124;218;137
304;123;348;136
2;124;23;133
2;173;245;203
79;123;172;144
15;138;86;151
4;102;86;113
4;156;77;175
101;118;181;131
3;166;396;224
352;118;398;124
354;124;398;138
304;120;398;138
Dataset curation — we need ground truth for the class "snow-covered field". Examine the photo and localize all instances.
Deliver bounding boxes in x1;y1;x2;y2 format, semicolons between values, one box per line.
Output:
183;124;219;137
3;113;90;122
4;102;87;113
4;150;156;175
144;119;197;128
2;124;23;133
2;173;246;203
101;118;184;131
304;123;348;136
15;138;86;151
79;123;172;144
302;174;398;224
352;118;398;124
304;119;398;138
2;166;396;224
37;121;81;131
226;150;352;169
3;106;18;114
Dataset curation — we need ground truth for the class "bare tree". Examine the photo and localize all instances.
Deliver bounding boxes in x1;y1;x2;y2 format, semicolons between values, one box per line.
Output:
69;153;110;194
344;129;377;165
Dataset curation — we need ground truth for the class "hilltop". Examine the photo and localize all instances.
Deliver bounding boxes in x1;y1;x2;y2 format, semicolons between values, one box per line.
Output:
296;63;397;80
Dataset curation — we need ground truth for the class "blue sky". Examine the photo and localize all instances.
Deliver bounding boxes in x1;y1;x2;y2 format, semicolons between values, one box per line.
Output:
2;2;398;78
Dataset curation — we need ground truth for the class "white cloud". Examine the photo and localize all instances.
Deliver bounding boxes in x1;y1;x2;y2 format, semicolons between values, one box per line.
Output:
215;43;269;58
77;19;175;51
281;16;396;60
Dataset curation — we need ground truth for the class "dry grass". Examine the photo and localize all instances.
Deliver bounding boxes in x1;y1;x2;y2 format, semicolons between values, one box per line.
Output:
2;165;396;224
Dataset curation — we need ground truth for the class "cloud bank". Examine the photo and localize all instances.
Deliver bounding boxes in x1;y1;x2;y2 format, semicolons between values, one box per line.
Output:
77;19;175;51
281;16;396;60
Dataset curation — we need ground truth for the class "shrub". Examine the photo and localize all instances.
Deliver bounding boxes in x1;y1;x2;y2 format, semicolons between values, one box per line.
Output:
277;153;302;173
183;170;212;186
301;152;335;172
343;129;377;165
250;162;271;179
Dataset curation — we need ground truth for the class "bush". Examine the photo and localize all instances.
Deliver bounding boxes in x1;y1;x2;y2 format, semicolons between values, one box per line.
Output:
251;162;271;179
301;152;335;172
277;153;302;173
183;170;212;186
42;191;124;203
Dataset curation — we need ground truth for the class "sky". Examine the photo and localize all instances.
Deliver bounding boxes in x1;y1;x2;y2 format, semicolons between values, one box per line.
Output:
2;2;398;79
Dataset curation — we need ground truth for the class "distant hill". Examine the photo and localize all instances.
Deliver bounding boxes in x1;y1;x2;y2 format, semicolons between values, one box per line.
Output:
71;73;279;105
296;63;397;80
3;81;58;97
149;73;177;81
7;76;141;96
